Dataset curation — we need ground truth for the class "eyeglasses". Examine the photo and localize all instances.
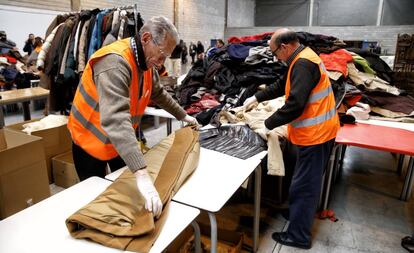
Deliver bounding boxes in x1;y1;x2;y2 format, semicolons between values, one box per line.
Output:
271;44;282;55
152;38;170;59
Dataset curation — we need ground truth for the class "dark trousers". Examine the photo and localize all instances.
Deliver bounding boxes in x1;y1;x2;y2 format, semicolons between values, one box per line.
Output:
287;138;335;244
72;142;126;181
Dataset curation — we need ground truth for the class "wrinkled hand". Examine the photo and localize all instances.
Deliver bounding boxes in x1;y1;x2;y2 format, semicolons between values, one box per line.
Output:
183;115;201;129
243;96;257;110
135;169;162;218
256;126;270;140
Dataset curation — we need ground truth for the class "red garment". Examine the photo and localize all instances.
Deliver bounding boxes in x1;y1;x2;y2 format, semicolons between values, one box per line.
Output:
227;32;273;44
185;94;220;115
320;49;353;77
0;55;17;64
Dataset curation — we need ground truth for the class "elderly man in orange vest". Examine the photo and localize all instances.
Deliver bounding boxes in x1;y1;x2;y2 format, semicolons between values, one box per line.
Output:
244;28;339;249
68;16;199;219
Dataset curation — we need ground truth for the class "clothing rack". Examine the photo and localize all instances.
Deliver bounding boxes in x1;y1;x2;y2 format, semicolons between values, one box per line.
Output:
61;3;138;15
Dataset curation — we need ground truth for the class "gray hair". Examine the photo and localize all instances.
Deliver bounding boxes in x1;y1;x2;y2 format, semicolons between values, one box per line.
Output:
140;16;179;45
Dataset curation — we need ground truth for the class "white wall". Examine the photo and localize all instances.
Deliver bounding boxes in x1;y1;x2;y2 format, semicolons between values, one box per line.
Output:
0;5;61;55
225;25;414;55
176;0;226;49
0;0;225;55
227;0;255;27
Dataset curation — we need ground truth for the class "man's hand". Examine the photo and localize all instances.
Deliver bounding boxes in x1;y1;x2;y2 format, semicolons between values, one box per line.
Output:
243;96;257;109
183;115;201;129
135;169;162;218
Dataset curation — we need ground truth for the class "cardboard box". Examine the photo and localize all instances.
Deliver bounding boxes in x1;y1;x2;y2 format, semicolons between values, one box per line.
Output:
168;223;244;253
0;129;50;219
6;118;72;183
52;151;79;188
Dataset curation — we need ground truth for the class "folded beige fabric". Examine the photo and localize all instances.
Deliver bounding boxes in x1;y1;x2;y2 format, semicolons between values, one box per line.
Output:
66;127;200;252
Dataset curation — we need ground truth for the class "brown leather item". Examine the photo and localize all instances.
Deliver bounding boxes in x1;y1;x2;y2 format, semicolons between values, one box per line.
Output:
66;127;200;252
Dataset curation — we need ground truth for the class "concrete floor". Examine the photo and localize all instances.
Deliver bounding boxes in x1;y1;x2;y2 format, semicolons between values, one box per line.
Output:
263;146;414;253
141;118;414;252
3;62;413;252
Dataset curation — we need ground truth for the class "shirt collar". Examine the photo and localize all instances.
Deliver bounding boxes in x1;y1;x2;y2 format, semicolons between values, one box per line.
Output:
130;36;148;71
286;44;305;67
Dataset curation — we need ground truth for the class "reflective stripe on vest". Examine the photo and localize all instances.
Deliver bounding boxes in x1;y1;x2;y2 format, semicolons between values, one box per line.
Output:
71;105;110;144
291;107;336;128
78;83;99;112
307;85;333;104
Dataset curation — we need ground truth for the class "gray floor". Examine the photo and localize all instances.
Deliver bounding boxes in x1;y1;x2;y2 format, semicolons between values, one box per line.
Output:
261;147;414;253
3;67;413;252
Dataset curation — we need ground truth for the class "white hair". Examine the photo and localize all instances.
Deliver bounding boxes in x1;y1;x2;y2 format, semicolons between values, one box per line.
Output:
140;16;179;45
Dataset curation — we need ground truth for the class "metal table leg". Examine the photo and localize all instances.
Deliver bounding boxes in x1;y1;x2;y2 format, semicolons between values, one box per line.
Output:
253;164;262;252
0;105;4;128
338;144;347;172
322;144;340;210
167;118;172;135
400;157;414;201
397;154;405;176
208;212;217;253
22;101;31;121
191;221;202;253
153;116;160;129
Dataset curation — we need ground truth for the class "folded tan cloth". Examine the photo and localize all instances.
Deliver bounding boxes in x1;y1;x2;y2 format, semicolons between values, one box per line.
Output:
66;127;200;252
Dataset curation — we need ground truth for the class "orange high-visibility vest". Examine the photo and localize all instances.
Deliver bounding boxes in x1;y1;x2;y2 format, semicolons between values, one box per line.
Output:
285;47;339;146
68;38;153;160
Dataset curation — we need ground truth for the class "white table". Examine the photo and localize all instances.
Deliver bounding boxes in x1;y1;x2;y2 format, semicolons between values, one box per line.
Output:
107;148;267;253
0;177;200;253
144;107;175;135
0;87;49;127
173;148;266;253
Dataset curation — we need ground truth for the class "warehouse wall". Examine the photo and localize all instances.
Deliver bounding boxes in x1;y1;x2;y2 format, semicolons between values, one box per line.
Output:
227;0;255;27
0;0;70;12
0;5;60;52
176;0;225;49
255;0;414;26
225;25;414;55
79;0;174;21
255;0;310;26
0;0;225;54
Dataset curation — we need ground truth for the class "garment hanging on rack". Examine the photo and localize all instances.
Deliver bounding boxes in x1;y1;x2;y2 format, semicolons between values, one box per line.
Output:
37;4;143;113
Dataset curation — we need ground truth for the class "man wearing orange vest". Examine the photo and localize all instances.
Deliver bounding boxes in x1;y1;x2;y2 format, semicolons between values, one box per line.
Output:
68;16;199;218
244;28;339;249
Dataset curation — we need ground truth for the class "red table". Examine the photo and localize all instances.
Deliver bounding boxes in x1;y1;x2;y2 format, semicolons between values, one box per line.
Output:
322;122;414;210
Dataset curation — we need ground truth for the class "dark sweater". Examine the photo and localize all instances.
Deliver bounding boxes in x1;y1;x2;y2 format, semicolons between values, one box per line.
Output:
255;45;321;130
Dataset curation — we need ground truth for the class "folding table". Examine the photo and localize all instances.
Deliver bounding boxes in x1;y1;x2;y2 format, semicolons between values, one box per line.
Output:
144;107;175;135
322;122;414;210
0;87;49;127
0;177;201;253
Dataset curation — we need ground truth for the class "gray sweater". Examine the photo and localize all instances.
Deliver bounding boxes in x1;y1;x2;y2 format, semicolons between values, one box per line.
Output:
93;54;186;172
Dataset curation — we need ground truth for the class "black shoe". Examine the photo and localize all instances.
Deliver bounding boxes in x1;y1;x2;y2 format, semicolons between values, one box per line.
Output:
272;232;311;249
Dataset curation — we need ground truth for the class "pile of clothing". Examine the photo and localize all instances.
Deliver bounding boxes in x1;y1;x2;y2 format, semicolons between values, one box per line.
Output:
177;40;287;125
179;31;413;128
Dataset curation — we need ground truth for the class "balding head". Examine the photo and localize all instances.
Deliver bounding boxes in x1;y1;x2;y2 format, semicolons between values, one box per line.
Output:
269;28;300;62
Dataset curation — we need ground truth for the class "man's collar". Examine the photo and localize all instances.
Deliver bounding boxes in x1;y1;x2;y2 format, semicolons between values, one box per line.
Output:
286;44;305;66
131;36;148;71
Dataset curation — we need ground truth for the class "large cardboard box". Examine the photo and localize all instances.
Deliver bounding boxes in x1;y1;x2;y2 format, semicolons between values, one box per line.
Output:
6;118;72;183
0;129;50;219
52;151;79;188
